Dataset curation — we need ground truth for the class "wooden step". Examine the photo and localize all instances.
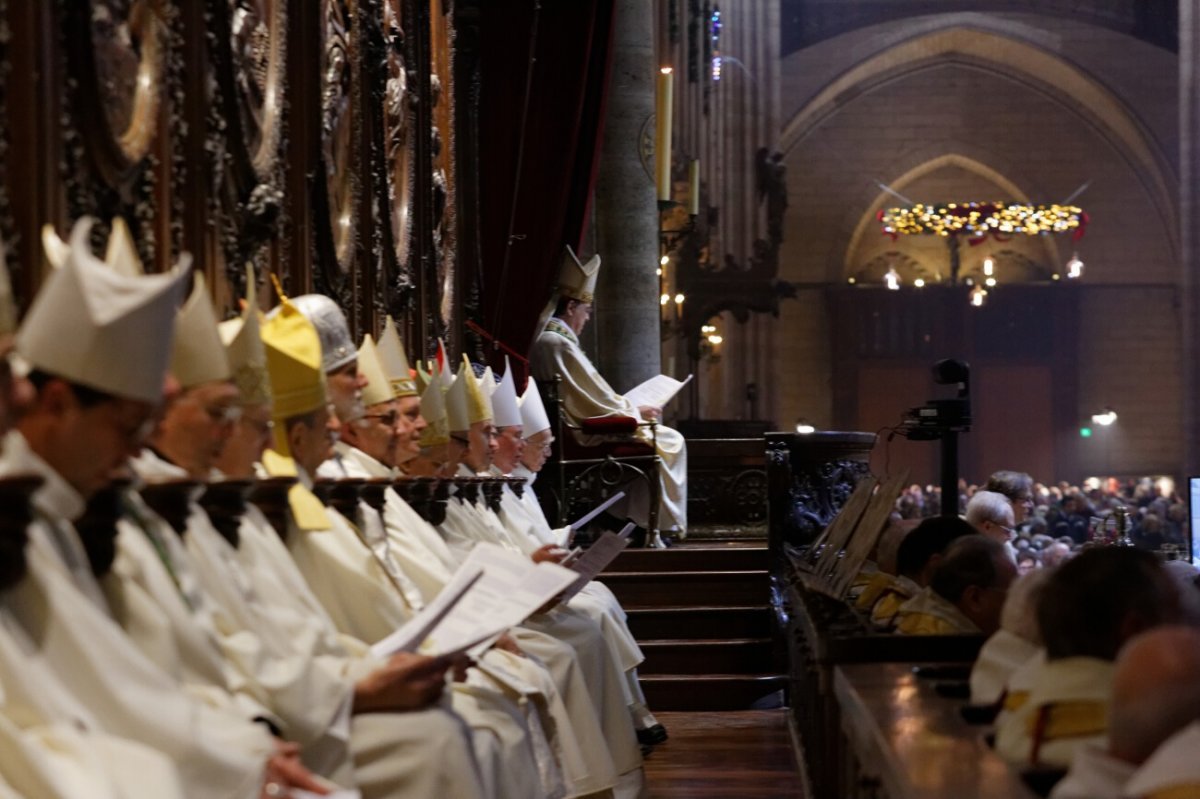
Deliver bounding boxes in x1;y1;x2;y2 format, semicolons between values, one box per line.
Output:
625;605;773;640
598;570;769;608
640;674;787;711
606;545;769;574
639;638;775;675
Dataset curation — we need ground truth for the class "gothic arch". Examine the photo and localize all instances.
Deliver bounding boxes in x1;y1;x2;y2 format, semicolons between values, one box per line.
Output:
840;151;1062;282
780;24;1177;261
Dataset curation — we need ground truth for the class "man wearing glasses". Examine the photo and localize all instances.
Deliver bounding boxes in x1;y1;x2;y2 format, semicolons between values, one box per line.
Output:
966;490;1019;564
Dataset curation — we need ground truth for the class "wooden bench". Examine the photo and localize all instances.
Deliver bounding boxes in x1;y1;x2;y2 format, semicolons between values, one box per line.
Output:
834;662;1039;799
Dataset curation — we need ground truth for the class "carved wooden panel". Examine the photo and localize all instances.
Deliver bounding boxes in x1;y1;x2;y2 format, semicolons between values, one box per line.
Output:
2;0;469;349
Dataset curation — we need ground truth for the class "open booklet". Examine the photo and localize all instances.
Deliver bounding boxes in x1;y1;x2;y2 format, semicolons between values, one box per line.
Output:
559;523;635;603
370;542;579;660
564;490;626;546
623;373;693;411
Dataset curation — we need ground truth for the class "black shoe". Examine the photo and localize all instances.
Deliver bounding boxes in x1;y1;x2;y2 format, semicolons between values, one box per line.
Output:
636;724;668;745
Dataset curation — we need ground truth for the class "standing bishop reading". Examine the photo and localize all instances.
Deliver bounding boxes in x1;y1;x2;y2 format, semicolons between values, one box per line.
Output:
530;247;688;544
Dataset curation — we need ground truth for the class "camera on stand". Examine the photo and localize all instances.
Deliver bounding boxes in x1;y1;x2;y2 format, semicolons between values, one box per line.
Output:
896;359;971;516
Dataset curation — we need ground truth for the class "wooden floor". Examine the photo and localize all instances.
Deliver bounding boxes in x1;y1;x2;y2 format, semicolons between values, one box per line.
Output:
642;710;806;798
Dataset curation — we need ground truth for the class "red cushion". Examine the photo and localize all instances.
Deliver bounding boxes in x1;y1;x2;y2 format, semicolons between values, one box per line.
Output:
580;415;639;435
560;435;654;460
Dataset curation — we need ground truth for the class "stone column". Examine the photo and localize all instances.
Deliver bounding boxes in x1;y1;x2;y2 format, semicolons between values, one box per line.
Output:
592;0;661;392
1182;0;1200;475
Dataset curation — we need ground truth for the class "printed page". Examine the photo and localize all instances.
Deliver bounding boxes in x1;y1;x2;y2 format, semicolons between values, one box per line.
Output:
369;564;485;658
623;373;693;410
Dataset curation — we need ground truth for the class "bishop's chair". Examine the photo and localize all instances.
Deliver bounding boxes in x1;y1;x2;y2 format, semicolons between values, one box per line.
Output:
537;375;661;541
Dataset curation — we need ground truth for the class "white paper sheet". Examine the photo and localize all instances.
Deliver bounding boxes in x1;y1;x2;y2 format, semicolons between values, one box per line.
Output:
569;490;626;532
623;373;693;410
369;565;485;658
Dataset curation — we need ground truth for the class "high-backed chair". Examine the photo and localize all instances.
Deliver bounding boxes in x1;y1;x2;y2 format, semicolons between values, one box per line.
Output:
538;375;660;539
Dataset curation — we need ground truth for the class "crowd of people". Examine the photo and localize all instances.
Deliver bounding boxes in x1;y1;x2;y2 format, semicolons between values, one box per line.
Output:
894;472;1192;569
850;466;1200;796
0;219;665;798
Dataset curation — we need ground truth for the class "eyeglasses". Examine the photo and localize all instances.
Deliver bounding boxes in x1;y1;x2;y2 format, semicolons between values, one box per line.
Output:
203;403;243;424
363;411;399;427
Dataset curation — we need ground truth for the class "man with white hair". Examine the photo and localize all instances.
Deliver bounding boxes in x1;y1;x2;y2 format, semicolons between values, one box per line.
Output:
965;490;1017;562
1052;626;1200;798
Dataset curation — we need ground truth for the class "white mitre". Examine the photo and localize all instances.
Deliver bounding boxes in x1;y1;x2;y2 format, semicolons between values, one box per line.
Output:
17;217;190;404
42;217;144;275
378;315;418;398
519;376;551;437
357;334;395;408
170;272;232;389
444;366;470;433
491;357;521;429
557;245;601;304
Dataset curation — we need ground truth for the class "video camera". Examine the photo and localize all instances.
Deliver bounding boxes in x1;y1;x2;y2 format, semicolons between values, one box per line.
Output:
897;359;971;441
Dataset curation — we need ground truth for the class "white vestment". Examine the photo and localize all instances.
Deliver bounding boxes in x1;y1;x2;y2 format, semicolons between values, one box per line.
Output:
994;656;1113;769
1049;743;1134;799
322;447;640;792
0;615;185;799
232;502;487;799
531;317;687;533
437;466;642;778
1124;721;1200;798
970;629;1039;706
281;463;580;798
0;431;271;799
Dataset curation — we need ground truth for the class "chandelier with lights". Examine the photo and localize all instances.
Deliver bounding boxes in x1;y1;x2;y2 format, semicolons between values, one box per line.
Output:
872;201;1090;305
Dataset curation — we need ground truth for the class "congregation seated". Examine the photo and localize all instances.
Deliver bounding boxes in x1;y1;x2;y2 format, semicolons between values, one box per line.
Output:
994;547;1181;770
895;534;1016;636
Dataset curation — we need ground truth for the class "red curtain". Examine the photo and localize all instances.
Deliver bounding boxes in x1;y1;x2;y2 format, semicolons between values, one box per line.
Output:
475;0;616;383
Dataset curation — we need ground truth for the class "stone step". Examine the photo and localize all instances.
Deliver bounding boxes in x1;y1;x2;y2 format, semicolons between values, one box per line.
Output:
639;638;776;675
598;570;769;609
605;545;769;574
639;674;788;712
624;605;774;640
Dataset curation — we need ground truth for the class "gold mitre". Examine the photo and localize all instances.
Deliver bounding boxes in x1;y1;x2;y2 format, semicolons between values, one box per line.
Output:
170;272;232;389
557;245;601;304
262;296;327;455
378;315;417;398
358;334;395;409
218;265;271;407
463;355;492;425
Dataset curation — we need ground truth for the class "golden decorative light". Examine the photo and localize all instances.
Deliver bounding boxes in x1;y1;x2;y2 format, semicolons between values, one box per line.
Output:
879;202;1087;239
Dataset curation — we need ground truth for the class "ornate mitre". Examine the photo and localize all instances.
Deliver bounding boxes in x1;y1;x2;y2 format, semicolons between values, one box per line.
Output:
377;315;418;398
218;265;272;407
357;334;395;409
557;245;601;304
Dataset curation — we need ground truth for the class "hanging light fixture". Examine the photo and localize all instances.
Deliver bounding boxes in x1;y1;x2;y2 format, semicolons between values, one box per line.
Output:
1066;252;1085;279
983;257;994;277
